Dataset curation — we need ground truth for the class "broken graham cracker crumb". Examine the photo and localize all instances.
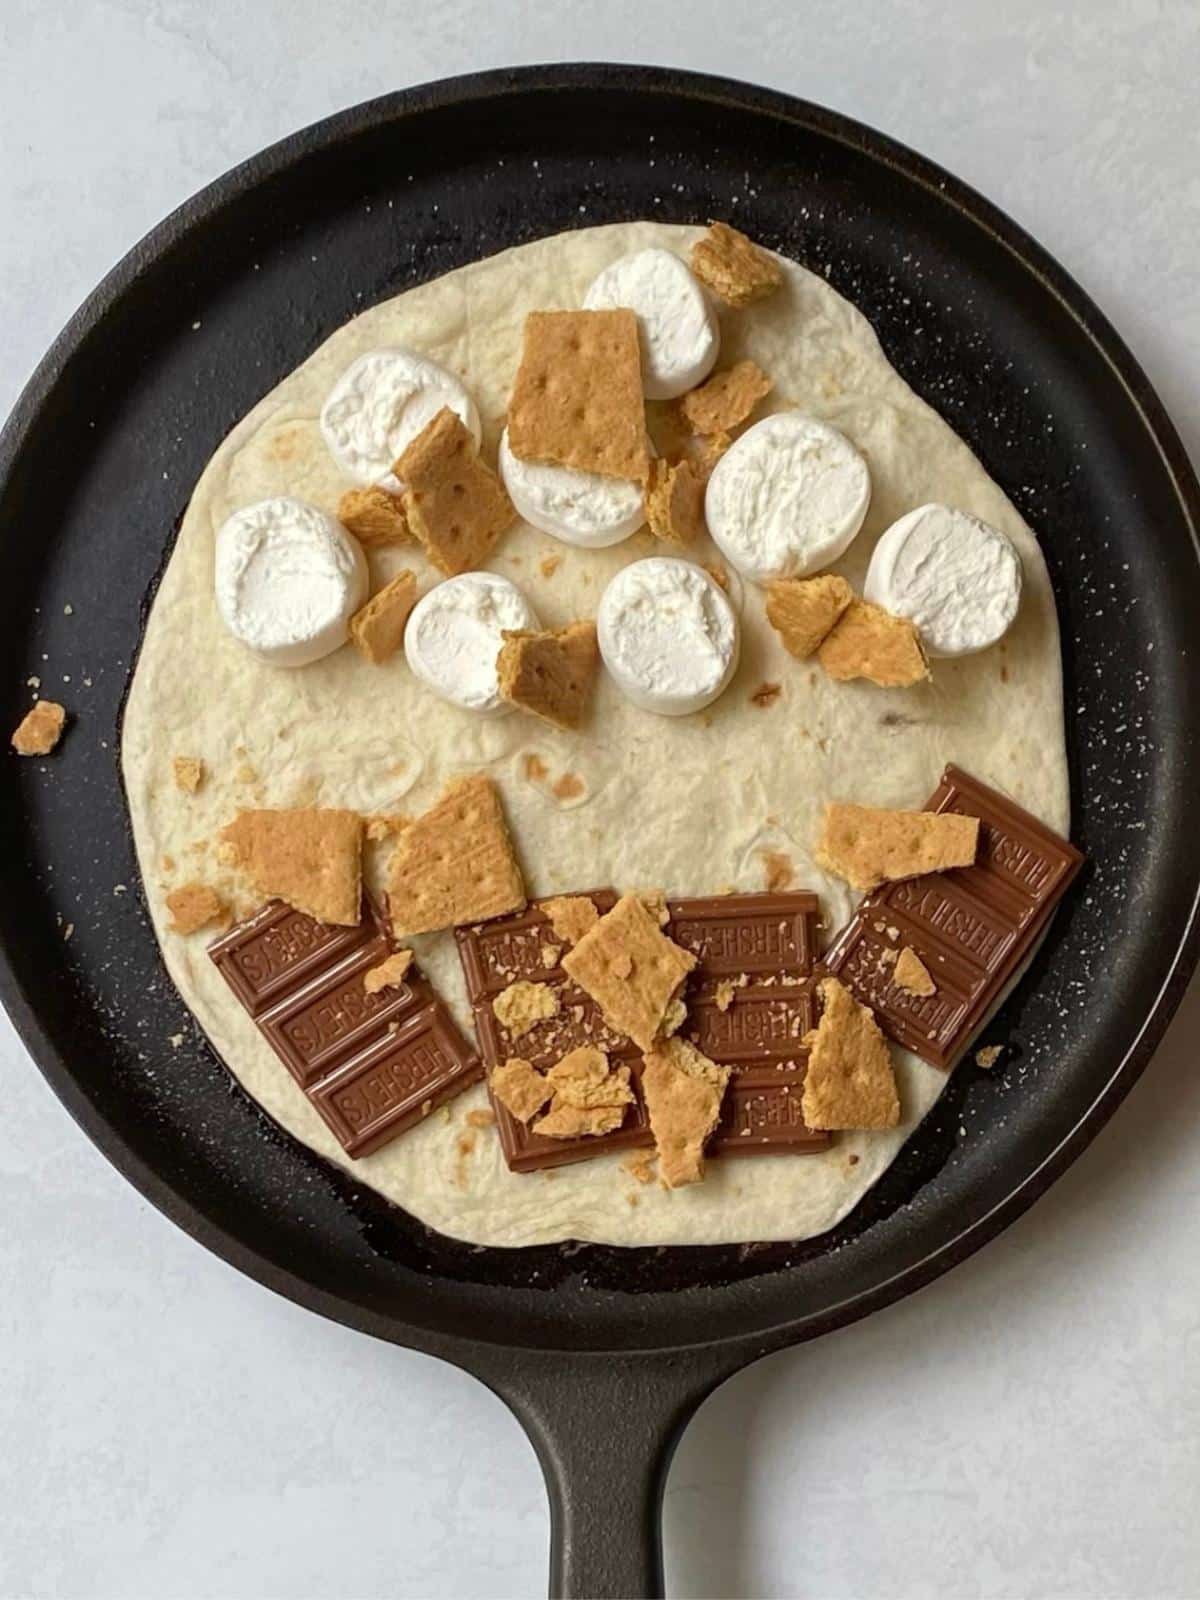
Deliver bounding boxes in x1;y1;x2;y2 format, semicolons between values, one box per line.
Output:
562;892;696;1052
680;359;772;435
11;700;66;756
817;598;929;687
641;1036;731;1188
491;1058;553;1123
363;949;414;995
623;1151;655;1185
894;946;936;998
350;570;418;665
766;574;854;660
802;977;899;1130
975;1045;1003;1070
396;408;515;576
172;755;205;794
388;773;525;936
337;485;411;548
714;974;748;1012
542;895;600;947
221;807;363;926
493;979;560;1040
507;309;649;482
750;682;782;708
533;1100;628;1140
166;883;227;936
546;1047;634;1110
541;943;561;968
815;802;979;891
497;620;599;731
466;1108;496;1128
365;812;408;842
691;222;783;307
645;457;705;544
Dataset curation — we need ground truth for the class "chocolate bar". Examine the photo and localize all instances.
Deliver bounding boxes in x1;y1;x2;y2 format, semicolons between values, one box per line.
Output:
668;894;831;1157
822;765;1085;1070
455;891;654;1172
210;899;481;1157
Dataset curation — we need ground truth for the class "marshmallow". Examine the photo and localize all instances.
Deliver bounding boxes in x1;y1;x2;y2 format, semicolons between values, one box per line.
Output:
597;557;739;716
864;503;1023;657
583;248;719;401
404;572;539;714
498;426;646;548
215;497;367;668
320;348;481;487
705;413;871;583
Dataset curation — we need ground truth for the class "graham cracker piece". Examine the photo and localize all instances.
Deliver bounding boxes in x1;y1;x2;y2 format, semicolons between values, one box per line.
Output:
497;620;599;731
363;949;414;994
542;895;600;946
546;1047;634;1110
818;599;929;687
493;979;560;1040
11;700;66;756
562;892;696;1052
691;222;783;307
541;943;562;968
173;755;205;794
350;570;418;665
801;977;899;1130
714;974;748;1012
641;1036;731;1188
166;883;226;936
221;807;363;926
645;458;705;544
365;812;408;842
387;774;526;936
679;360;772;435
396;408;515;577
815;803;979;891
662;996;688;1036
623;1150;655;1185
975;1045;1003;1070
894;947;936;998
766;574;855;660
337;485;412;548
507;309;649;482
491;1058;553;1123
466;1108;496;1128
694;430;732;483
533;1101;628;1140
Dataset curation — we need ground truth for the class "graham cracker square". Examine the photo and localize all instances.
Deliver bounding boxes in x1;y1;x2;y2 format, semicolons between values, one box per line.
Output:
815;802;979;890
690;223;783;307
561;892;696;1052
396;409;515;576
801;977;899;1129
387;774;526;937
221;807;363;926
817;599;929;687
350;570;418;665
507;309;649;482
765;574;854;660
641;1036;730;1188
497;620;599;730
679;360;772;435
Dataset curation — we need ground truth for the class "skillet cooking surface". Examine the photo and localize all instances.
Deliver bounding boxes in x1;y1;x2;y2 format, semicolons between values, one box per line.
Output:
2;65;1198;1358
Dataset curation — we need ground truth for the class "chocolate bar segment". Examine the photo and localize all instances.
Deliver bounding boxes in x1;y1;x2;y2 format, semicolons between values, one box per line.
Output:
210;898;481;1158
668;894;830;1157
455;891;654;1172
822;765;1084;1070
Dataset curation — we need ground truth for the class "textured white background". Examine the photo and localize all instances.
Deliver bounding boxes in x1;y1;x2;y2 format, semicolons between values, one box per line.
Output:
2;3;1199;1597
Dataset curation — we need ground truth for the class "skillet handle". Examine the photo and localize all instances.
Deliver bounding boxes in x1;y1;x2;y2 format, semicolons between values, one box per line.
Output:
486;1349;744;1600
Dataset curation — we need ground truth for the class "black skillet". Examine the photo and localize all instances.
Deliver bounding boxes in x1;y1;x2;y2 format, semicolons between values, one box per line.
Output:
2;64;1198;1599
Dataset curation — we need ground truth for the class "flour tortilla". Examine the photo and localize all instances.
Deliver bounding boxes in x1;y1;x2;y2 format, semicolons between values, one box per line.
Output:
121;222;1069;1247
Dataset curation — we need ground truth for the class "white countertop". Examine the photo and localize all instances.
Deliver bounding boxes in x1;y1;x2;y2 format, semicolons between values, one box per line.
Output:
3;4;1199;1596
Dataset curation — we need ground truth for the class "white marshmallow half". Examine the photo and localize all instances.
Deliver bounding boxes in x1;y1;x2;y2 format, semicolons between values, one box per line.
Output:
864;503;1023;657
498;427;646;549
583;248;719;401
705;412;871;583
404;572;539;715
319;348;482;487
215;497;367;668
597;557;739;717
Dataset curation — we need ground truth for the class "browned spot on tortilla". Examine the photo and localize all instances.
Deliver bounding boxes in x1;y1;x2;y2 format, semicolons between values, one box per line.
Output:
751;682;782;708
552;772;585;801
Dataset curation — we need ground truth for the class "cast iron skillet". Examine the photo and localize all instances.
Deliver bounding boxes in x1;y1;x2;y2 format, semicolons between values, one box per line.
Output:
2;65;1198;1599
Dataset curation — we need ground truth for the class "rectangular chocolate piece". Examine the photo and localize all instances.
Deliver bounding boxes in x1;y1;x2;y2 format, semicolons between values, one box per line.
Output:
210;898;481;1158
667;894;830;1157
822;765;1085;1070
455;891;654;1173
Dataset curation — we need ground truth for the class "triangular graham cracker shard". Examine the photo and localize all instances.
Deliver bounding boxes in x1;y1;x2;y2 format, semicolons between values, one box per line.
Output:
801;977;900;1130
641;1036;730;1188
221;808;363;926
387;774;526;937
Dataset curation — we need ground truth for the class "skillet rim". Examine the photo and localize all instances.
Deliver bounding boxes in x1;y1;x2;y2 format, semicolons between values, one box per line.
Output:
2;62;1198;1362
